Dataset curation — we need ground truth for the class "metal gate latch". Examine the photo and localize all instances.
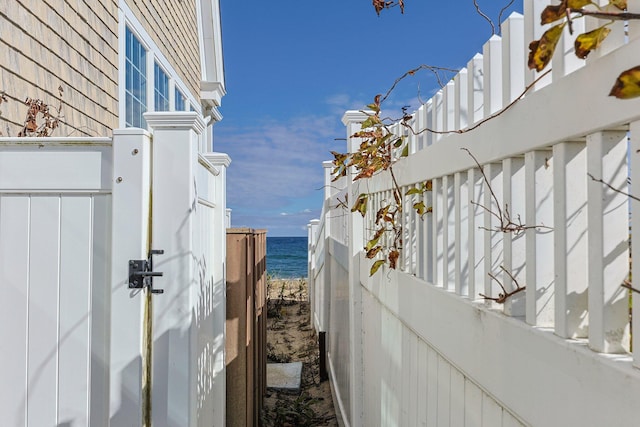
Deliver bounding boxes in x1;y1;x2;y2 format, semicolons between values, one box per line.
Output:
128;249;165;294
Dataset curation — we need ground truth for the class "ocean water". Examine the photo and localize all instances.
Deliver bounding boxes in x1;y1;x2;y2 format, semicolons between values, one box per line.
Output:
266;236;308;278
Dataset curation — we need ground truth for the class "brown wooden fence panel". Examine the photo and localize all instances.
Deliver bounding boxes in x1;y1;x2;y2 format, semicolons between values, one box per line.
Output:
226;228;267;427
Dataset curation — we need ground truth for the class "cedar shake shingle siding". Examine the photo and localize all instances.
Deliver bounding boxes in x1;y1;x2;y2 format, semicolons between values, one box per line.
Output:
0;0;201;137
1;0;119;136
127;0;201;100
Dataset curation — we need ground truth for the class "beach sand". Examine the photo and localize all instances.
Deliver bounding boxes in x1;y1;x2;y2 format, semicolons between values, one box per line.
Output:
262;277;338;426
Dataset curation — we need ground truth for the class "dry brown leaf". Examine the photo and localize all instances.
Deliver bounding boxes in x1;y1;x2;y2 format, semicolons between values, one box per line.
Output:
528;23;566;71
610;66;640;99
574;26;611;59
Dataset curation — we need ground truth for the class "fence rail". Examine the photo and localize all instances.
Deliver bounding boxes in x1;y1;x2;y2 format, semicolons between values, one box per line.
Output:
309;2;640;426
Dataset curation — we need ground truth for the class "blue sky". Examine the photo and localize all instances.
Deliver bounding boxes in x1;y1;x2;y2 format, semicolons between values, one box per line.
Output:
215;1;522;237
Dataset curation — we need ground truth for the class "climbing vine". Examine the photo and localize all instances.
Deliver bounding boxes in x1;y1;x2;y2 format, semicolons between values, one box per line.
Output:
375;0;640;98
526;0;640;99
0;85;65;137
331;94;433;276
340;0;640;277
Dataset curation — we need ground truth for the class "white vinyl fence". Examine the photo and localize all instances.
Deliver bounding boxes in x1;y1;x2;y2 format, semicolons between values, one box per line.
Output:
0;112;230;426
309;2;640;426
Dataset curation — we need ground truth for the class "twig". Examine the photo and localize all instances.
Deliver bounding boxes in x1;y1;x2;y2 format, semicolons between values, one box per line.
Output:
480;266;526;304
462;148;503;220
401;69;552;137
497;0;516;31
334;198;349;210
380;65;459;103
621;280;640;294
473;0;496;36
566;7;575;35
464;148;553;234
587;173;640;203
569;8;640;21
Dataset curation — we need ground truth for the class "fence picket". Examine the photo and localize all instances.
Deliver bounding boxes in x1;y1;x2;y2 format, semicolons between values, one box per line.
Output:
444;81;456;133
467;54;484;125
586;130;630;353
434;178;444;286
447;176;456;289
632;121;640;367
586;0;626;60
483;163;504;304
455;68;469;130
525;150;555;327
631;0;640;40
425;100;434;148
553;12;585;81
553;141;589;339
424;189;434;283
524;0;553;89
454;171;469;297
503;157;526;317
468;167;485;301
501;12;525;105
483;35;503;117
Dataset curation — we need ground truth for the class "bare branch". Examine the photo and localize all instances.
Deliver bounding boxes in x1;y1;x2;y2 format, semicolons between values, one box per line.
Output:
381;65;459;103
401;69;552;137
481;266;526;304
464;148;553;234
498;0;516;30
587;173;640;203
473;0;496;36
622;280;640;294
570;8;640;21
462;147;504;220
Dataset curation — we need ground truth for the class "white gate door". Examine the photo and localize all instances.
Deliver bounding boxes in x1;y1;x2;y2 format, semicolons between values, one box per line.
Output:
0;138;113;426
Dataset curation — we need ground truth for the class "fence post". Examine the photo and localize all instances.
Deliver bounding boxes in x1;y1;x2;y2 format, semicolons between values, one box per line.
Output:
110;128;152;426
144;111;206;426
204;152;232;425
342;110;369;427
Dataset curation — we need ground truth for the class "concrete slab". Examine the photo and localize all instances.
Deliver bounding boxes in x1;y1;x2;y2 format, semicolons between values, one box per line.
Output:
267;362;303;393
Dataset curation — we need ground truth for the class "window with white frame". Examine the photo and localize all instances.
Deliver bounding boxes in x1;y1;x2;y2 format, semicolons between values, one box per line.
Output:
125;27;147;128
122;5;200;128
175;87;186;111
154;62;170;112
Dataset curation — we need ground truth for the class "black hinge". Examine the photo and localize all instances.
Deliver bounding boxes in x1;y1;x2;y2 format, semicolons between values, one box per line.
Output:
128;249;165;294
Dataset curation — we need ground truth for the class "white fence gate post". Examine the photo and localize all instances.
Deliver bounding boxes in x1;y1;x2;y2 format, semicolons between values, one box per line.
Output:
109;129;152;426
144;112;215;426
